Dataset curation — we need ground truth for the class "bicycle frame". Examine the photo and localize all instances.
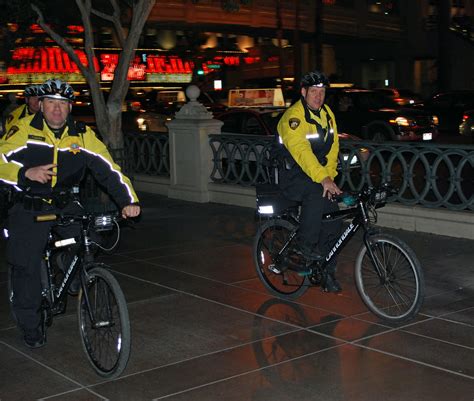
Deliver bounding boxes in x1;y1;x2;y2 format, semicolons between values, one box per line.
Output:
277;197;386;279
42;224;96;318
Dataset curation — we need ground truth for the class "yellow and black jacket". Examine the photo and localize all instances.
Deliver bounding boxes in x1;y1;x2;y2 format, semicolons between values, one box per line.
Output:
0;112;138;208
277;99;339;183
5;104;31;134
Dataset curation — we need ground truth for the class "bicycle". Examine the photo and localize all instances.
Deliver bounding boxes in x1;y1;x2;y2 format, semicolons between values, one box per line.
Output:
253;183;425;323
7;209;131;379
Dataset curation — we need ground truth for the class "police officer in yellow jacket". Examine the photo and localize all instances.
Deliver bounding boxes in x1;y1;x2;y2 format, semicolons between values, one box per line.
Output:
0;79;140;348
276;71;343;292
4;85;42;135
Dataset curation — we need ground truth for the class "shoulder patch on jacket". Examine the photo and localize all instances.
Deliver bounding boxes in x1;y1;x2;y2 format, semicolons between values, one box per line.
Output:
289;118;300;130
5;125;19;140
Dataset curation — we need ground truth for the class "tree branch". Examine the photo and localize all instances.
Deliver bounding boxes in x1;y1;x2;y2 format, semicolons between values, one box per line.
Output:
31;3;95;83
91;0;126;47
108;0;156;105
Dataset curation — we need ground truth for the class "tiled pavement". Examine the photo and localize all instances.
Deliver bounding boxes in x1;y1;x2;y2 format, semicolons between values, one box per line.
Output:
1;192;473;401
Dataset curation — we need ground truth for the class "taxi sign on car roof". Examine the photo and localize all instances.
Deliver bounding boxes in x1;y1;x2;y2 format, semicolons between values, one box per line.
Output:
228;88;285;108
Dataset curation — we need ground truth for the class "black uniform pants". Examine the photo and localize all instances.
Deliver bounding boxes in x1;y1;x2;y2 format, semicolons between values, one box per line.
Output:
7;201;81;332
280;168;342;272
7;203;55;331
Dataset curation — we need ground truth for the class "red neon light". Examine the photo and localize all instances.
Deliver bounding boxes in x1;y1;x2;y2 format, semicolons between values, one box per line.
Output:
67;25;85;33
7;47;98;76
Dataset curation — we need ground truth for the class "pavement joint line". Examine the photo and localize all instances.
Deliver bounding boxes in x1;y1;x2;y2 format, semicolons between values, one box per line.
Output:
87;325;308;388
151;344;345;400
110;269;361;351
438;305;474;322
351;342;474;380
38;387;109;401
0;340;91;391
111;269;340;334
110;241;242;258
115;260;348;318
398;326;474;350
102;242;244;264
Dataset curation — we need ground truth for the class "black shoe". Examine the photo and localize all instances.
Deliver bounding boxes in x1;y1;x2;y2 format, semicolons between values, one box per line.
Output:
293;246;323;262
24;328;46;349
322;272;342;293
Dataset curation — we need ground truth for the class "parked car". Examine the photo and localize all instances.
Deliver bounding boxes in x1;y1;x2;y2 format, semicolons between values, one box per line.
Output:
374;88;423;106
215;108;369;166
325;88;438;142
459;110;474;138
414;90;474;134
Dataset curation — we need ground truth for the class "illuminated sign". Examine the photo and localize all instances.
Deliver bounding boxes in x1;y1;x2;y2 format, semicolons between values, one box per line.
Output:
8;47;97;73
6;47;98;84
228;88;285;108
5;46;238;85
100;53;193;83
100;54;146;81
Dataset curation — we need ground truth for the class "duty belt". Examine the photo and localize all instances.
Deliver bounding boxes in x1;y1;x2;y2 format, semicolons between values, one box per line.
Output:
16;191;75;211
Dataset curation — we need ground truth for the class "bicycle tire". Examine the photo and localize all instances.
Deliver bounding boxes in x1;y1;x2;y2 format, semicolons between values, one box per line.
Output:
253;219;309;300
355;233;424;323
78;265;131;379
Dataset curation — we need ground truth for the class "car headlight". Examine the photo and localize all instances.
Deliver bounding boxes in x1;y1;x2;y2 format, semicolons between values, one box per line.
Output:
137;117;147;131
394;116;410;127
343;154;358;165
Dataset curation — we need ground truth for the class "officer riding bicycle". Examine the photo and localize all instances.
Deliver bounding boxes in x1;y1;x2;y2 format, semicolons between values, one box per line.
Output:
0;79;140;348
274;70;343;292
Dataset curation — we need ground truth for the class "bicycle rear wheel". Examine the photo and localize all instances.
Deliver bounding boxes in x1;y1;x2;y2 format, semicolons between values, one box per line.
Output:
253;219;309;300
78;265;131;379
355;233;424;323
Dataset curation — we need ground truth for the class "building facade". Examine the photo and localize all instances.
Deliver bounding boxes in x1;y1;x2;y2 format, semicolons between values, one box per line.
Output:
2;0;473;98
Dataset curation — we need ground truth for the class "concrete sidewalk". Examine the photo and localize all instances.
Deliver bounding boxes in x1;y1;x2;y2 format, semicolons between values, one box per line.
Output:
1;192;473;400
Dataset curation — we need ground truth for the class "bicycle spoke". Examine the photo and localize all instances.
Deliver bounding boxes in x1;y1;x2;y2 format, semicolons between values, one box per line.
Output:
356;235;423;322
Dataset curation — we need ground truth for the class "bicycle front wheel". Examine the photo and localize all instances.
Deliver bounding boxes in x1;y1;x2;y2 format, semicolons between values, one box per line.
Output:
78;265;131;379
355;233;424;323
253;219;309;300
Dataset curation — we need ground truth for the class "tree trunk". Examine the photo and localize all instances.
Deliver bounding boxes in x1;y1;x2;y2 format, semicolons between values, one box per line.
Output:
32;0;156;149
105;106;124;150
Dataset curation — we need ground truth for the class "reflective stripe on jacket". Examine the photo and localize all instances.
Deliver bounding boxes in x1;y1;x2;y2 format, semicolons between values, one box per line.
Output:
277;99;339;183
0;112;138;208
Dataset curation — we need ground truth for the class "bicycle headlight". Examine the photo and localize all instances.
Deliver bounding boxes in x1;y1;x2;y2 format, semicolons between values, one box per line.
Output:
258;205;274;215
94;215;114;231
374;191;387;203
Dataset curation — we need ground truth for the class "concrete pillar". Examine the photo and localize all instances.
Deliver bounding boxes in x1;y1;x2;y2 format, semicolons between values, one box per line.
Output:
166;85;223;203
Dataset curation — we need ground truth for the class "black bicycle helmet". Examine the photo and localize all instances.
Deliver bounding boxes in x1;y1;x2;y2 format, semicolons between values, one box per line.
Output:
24;84;41;97
300;70;330;88
39;79;75;101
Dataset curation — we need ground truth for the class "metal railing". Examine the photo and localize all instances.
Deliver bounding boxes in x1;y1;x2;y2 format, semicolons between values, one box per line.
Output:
124;132;170;176
209;134;474;211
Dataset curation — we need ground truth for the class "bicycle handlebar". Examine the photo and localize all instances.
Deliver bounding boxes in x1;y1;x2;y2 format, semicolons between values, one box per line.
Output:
35;211;121;232
335;183;397;207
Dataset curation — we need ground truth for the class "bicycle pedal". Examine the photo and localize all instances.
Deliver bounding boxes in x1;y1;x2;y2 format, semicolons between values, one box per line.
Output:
268;264;282;274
